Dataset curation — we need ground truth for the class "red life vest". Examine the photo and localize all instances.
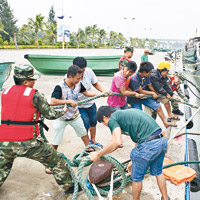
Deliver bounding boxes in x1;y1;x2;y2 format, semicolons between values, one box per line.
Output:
168;75;178;91
118;56;131;70
0;85;40;142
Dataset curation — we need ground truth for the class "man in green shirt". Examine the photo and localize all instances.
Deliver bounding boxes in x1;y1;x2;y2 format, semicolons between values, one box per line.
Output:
141;49;149;62
90;106;169;200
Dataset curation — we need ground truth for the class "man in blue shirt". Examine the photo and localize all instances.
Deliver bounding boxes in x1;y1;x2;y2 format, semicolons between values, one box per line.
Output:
90;106;169;200
127;62;175;128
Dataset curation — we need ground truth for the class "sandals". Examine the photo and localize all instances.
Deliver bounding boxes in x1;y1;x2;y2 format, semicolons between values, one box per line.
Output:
166;122;177;128
89;140;103;149
86;148;96;153
167;116;180;122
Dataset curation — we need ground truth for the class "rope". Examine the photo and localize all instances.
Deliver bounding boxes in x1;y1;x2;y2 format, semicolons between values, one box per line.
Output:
77;146;127;200
53;93;199;110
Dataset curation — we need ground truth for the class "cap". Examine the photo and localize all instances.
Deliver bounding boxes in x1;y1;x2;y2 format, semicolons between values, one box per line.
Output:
144;48;149;53
14;64;40;80
157;61;171;71
124;46;134;52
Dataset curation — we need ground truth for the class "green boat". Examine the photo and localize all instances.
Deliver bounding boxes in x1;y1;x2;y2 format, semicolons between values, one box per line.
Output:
0;61;14;91
24;54;122;76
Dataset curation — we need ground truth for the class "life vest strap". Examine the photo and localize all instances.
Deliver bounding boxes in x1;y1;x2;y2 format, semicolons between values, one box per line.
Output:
1;120;49;131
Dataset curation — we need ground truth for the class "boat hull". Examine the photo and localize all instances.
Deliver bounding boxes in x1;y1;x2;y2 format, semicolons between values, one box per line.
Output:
24;54;122;76
0;62;14;90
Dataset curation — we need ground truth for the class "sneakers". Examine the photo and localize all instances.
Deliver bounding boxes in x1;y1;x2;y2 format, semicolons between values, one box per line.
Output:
172;109;184;116
65;183;82;194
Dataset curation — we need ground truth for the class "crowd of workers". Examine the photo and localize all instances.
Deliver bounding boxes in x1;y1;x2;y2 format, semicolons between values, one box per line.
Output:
0;47;188;200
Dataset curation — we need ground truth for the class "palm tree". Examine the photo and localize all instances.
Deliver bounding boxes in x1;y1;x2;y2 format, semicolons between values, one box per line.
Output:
45;21;57;48
98;29;106;46
117;32;126;47
0;20;8;35
85;26;92;48
28;14;45;48
18;24;29;40
76;28;85;48
91;24;99;48
109;31;117;48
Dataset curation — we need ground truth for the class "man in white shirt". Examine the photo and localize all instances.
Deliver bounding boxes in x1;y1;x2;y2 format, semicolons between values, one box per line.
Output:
73;57;107;148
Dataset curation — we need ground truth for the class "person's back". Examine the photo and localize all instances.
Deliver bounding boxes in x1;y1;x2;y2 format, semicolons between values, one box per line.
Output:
109;109;161;143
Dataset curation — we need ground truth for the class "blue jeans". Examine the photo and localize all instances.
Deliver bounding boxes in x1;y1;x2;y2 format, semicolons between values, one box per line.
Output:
79;103;97;130
113;103;128;111
131;98;160;111
130;137;167;182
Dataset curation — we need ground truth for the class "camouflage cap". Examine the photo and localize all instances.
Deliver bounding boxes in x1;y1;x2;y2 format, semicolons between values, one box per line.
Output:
14;64;40;80
124;46;134;52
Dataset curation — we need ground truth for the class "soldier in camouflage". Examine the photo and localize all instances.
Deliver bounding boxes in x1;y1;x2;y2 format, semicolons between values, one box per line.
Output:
0;65;77;194
118;46;134;70
168;74;188;116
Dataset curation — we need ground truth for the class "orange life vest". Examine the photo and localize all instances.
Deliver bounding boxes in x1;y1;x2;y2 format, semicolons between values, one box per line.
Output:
168;75;178;91
0;85;40;141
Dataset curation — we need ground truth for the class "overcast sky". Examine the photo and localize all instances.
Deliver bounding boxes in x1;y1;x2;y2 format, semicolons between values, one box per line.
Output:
6;0;200;40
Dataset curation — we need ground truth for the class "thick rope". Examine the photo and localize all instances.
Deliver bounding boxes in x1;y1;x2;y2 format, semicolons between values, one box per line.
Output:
53;93;199;110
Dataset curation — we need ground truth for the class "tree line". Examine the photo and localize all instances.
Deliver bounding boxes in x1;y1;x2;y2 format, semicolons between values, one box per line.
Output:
0;0;156;49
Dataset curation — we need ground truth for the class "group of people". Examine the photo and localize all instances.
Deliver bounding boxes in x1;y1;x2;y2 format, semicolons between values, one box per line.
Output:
0;47;188;200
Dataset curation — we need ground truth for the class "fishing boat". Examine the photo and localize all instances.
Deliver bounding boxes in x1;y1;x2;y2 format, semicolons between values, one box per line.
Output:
182;37;200;64
0;61;14;91
24;54;122;76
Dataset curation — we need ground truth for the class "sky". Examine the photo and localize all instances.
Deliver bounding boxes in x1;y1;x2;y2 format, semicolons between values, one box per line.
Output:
6;0;200;40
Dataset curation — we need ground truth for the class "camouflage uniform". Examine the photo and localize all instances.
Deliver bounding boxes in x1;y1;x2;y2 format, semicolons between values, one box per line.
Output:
171;85;188;111
0;65;73;192
119;46;133;70
119;58;130;70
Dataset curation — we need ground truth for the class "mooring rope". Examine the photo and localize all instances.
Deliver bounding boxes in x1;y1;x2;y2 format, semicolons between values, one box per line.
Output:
38;92;200;199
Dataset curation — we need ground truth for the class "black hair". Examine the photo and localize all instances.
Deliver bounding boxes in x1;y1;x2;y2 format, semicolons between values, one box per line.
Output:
13;76;25;85
67;65;83;78
73;57;87;68
125;61;137;72
139;62;154;73
14;76;35;85
97;106;116;123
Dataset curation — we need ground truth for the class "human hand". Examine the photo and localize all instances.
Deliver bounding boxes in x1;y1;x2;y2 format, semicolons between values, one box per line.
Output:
69;100;77;107
103;91;112;97
166;93;171;100
90;152;100;162
63;104;69;113
126;161;132;175
152;92;158;99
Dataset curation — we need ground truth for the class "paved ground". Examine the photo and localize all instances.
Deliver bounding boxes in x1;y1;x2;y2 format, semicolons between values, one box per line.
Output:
0;49;186;199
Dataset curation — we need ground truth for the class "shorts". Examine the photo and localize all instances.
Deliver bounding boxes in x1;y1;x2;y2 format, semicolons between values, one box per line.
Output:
130;98;160;111
130;137;167;182
157;97;169;104
52;114;87;145
79;103;97;130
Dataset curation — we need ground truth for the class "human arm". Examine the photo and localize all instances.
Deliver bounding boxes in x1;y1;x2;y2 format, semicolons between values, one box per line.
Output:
150;75;168;96
119;86;140;98
33;91;67;120
93;82;107;92
90;127;122;162
50;85;77;107
137;86;158;99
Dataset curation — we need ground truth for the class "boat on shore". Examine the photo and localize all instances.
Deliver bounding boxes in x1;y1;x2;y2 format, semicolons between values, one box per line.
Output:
24;54;122;76
182;37;200;64
0;61;14;91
